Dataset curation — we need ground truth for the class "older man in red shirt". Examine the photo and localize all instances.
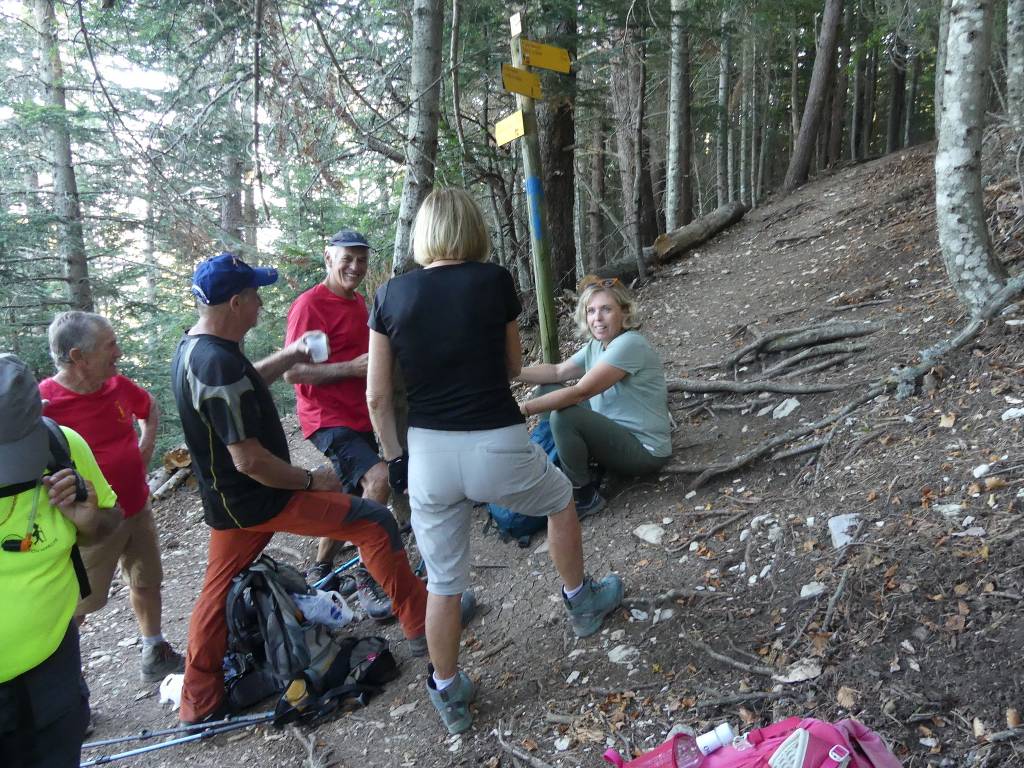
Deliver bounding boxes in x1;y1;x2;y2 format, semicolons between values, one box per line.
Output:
40;311;183;683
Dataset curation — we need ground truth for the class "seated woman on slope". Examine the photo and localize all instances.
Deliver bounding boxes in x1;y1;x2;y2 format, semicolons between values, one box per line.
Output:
516;276;673;515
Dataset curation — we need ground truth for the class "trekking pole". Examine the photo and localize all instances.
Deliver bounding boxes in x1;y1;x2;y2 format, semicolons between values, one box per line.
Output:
79;713;276;767
81;710;275;750
312;553;360;590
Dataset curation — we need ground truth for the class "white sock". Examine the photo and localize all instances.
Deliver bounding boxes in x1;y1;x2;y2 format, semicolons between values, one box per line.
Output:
563;582;584;600
433;671;457;691
142;634;164;647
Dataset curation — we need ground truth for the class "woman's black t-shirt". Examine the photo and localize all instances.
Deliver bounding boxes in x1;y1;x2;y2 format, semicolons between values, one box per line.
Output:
369;261;525;431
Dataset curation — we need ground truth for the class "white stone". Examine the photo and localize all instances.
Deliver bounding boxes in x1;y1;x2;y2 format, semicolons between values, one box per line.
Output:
828;513;861;548
630;609;650;622
633;523;666;545
772;398;800;419
800;582;827;600
933;503;963;520
610;629;625;642
1001;408;1024;421
554;736;572;751
739;529;751;542
608;645;640;664
689;541;700;552
390;703;417;719
973;463;991;478
566;670;580;684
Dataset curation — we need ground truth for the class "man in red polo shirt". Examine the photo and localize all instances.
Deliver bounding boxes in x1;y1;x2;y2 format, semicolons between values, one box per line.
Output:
284;230;393;621
40;311;184;683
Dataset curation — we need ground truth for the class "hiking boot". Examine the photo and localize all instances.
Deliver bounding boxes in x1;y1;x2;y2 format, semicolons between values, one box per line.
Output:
179;699;232;726
574;484;606;519
338;573;357;598
426;665;476;735
408;590;478;657
306;560;334;587
355;568;394;622
563;574;624;638
140;641;185;683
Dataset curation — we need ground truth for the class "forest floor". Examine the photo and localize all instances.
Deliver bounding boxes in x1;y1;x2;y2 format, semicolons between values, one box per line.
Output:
79;143;1024;768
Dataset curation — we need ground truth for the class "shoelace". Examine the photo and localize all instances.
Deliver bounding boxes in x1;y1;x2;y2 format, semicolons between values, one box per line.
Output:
358;573;389;604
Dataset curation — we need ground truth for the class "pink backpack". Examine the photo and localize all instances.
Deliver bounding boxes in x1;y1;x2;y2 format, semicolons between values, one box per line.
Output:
701;717;902;768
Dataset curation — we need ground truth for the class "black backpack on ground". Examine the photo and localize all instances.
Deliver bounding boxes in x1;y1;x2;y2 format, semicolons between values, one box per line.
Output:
223;554;398;720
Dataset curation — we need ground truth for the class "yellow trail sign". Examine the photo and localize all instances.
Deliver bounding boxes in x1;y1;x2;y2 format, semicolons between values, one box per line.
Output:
494;111;525;147
501;64;542;100
521;39;571;74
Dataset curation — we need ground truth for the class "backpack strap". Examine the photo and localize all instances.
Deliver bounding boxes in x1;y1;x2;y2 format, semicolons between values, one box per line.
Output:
41;418;91;600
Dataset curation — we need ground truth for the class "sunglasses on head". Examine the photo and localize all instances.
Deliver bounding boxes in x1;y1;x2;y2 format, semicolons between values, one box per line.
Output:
578;275;620;291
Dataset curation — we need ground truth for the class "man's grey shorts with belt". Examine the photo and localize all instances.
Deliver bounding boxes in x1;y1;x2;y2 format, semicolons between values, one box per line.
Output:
408;424;572;595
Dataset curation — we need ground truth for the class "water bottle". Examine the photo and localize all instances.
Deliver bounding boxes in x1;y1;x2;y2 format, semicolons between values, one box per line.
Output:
675;723;735;767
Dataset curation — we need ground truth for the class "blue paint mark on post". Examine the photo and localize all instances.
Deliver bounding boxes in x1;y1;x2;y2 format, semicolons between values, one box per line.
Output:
525;175;544;235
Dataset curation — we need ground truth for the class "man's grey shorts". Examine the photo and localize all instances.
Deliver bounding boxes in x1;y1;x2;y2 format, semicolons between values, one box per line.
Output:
408;424;572;595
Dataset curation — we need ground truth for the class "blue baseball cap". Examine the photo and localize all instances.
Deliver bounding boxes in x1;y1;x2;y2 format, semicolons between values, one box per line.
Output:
191;252;278;305
328;230;370;249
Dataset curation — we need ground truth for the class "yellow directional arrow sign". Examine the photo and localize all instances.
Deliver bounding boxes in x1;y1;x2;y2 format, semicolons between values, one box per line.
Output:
501;64;542;100
521;39;571;74
494;110;525;147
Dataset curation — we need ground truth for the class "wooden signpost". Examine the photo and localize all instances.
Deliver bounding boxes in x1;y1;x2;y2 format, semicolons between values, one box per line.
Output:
493;11;572;364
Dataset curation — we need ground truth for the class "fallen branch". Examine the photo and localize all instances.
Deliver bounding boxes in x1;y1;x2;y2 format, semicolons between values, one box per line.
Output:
667;378;853;395
822;567;852;632
685;385;885;489
622;588;731;611
495;720;556;768
667;510;750;554
152;469;191;501
696;690;786;709
759;341;868;377
682;634;775;676
986;727;1024;744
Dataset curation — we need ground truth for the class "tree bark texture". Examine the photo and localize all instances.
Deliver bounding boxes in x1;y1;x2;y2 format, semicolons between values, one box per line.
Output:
610;26;658;250
392;0;444;275
632;43;648;278
784;0;844;192
936;0;952;138
665;0;693;231
828;3;851;165
536;8;578;293
739;37;750;206
903;52;920;146
935;0;1007;317
790;29;801;155
885;36;908;153
587;121;606;268
1008;0;1024;133
34;0;92;312
717;13;731;207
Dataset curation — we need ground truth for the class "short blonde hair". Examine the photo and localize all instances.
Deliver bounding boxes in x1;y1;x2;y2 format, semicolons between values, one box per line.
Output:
574;277;640;338
412;188;490;266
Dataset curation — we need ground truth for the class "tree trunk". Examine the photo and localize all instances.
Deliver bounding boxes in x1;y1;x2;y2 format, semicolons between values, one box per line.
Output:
886;36;908;153
665;0;693;231
749;38;759;207
1008;0;1024;133
392;0;444;275
536;9;577;293
34;0;92;311
863;43;878;152
936;0;1007;317
936;0;952;139
587;118;606;268
739;37;750;206
828;3;851;165
784;0;845;192
632;43;648;278
790;29;801;154
903;52;920;147
221;153;244;247
717;12;731;207
849;2;863;160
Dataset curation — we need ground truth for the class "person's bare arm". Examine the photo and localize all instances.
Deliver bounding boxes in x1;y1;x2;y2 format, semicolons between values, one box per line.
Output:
516;358;585;385
254;332;320;384
226;438;340;492
519;361;627;417
284;354;368;385
366;330;403;461
138;395;159;468
44;469;120;544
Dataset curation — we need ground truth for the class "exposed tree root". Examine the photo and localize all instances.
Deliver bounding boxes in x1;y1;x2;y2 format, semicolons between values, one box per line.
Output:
681;633;775;676
760;341;867;376
667;378;854;395
722;321;879;368
494;720;556;768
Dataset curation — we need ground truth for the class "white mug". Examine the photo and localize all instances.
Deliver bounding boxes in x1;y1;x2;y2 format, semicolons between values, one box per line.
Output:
305;331;329;363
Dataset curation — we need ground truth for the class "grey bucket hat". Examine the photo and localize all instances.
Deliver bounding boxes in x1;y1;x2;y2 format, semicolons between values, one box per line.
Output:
0;354;49;487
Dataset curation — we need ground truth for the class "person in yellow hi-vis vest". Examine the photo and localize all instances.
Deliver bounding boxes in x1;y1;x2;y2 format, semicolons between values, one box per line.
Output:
0;354;119;768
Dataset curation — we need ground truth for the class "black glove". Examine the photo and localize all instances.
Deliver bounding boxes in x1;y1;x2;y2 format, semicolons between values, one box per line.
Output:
387;454;409;494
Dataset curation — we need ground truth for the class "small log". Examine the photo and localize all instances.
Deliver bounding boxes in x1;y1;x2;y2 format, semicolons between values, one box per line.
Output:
594;202;748;282
147;467;173;494
152;468;191;501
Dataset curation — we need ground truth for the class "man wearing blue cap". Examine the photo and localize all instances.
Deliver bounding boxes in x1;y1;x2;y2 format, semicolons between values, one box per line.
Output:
283;230;394;621
170;253;427;725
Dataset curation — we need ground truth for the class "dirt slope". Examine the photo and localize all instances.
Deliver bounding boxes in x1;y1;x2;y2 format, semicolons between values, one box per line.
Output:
80;144;1024;768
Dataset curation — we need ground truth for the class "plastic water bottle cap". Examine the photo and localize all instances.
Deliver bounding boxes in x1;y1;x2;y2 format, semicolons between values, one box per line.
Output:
696;722;735;755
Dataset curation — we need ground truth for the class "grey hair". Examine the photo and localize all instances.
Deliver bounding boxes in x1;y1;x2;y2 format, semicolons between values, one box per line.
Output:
48;311;112;369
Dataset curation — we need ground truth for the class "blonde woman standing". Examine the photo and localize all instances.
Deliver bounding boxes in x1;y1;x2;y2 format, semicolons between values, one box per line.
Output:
517;276;672;515
366;189;623;735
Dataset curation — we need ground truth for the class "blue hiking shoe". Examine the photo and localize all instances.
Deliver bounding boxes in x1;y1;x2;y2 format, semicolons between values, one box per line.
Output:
574;484;606;519
408;589;478;657
426;666;476;735
563;574;624;638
